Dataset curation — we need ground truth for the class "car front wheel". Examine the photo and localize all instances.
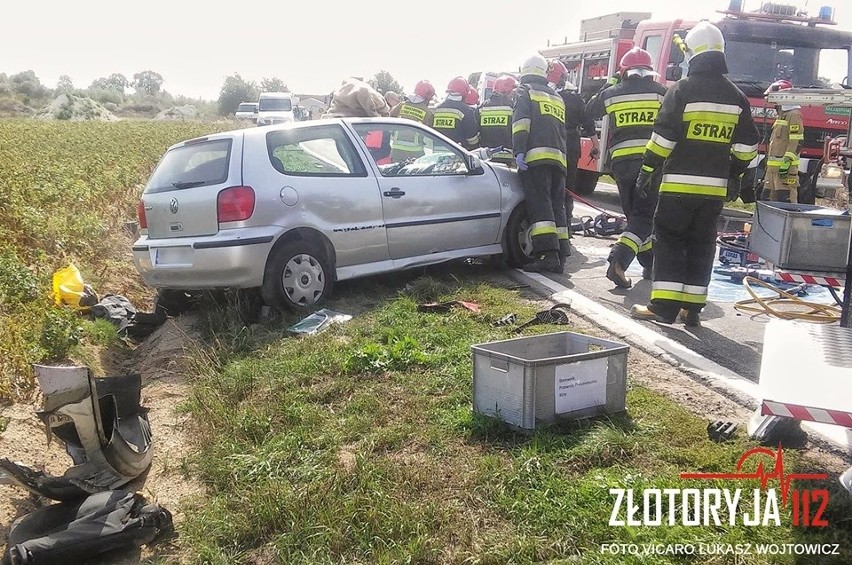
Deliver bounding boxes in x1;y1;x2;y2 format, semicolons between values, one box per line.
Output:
504;204;534;268
262;240;334;311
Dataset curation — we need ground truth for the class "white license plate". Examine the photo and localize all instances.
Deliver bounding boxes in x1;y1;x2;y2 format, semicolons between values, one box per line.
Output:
151;247;193;266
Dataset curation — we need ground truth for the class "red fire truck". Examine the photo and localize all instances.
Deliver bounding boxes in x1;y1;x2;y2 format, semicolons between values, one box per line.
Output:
540;3;852;201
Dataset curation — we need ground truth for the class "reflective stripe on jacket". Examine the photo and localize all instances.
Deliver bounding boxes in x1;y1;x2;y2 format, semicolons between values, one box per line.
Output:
433;98;480;149
586;77;666;162
641;71;759;199
512;78;568;171
478;93;513;150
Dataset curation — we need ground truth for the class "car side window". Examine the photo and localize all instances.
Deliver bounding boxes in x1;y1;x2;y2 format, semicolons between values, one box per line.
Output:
353;124;470;177
266;124;366;177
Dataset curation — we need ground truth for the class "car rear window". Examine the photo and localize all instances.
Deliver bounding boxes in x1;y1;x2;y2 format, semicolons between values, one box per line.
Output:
259;98;292;112
146;138;232;194
266;125;366;177
237;103;256;112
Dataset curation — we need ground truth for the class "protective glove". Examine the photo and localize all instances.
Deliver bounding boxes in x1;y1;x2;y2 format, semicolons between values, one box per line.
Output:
515;152;528;171
635;164;655;199
590;147;601;160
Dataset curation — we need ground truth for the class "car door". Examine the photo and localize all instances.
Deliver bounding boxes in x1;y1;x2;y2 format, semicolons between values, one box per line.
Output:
351;122;502;260
243;123;388;268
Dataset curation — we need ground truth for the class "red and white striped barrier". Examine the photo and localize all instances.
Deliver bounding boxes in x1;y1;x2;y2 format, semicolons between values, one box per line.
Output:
762;400;852;428
775;272;845;287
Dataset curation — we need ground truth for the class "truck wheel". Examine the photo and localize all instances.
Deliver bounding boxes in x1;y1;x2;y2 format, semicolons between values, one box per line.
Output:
503;204;534;268
574;170;600;196
262;240;334;312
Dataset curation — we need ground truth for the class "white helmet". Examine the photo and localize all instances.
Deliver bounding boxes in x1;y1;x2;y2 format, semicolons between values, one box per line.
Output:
520;54;548;79
684;21;725;59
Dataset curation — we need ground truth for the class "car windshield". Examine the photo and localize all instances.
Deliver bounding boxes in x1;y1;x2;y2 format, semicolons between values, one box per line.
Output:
725;40;849;94
259;98;292;111
146;139;231;194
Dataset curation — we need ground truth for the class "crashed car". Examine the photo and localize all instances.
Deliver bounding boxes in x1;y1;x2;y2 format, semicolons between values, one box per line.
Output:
132;118;535;311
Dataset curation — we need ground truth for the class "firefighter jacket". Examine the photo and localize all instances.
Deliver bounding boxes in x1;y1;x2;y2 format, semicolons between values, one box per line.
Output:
586;76;667;163
561;90;597;141
433;98;480;149
478;93;513;150
389;101;434;158
766;107;803;173
512;76;568;172
641;52;759;199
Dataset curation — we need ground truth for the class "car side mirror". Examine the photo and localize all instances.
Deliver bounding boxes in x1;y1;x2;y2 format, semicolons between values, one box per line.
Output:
253;107;258;113
665;65;683;82
466;154;484;175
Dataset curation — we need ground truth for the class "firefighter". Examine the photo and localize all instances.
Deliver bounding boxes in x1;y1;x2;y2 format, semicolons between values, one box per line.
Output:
389;80;435;162
762;79;804;203
547;60;600;257
512;54;569;273
630;21;759;326
478;75;516;151
433;76;480;149
586;47;667;288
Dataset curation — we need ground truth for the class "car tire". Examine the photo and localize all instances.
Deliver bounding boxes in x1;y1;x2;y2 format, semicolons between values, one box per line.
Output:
573;169;600;196
262;240;334;312
504;204;534;268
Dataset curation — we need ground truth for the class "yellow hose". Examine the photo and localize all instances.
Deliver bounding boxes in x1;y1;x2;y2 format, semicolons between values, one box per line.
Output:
733;276;841;323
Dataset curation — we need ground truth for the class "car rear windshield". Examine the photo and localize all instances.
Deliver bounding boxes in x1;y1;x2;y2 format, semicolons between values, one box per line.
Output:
145;138;232;194
259;97;292;111
237;103;256;112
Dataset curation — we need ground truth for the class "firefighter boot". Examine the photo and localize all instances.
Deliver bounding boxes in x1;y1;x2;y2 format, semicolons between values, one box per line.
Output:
679;308;701;327
630;305;672;324
524;250;562;273
606;246;632;289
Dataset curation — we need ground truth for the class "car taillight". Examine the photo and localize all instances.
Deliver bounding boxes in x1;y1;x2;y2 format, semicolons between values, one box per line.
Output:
137;200;147;229
217;186;255;223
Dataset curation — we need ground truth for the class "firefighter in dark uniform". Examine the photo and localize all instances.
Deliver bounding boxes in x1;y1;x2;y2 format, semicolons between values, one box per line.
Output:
631;21;759;326
433;76;480;149
512;54;569;273
547;60;600;257
478;75;516;151
389;80;435;162
587;47;667;288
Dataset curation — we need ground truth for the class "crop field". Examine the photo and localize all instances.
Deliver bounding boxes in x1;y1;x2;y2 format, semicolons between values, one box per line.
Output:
0;119;232;398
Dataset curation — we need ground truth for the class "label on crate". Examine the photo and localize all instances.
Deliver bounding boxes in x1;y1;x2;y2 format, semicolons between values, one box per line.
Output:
554;357;608;414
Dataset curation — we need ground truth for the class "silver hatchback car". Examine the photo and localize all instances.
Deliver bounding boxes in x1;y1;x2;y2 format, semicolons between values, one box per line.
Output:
133;118;533;311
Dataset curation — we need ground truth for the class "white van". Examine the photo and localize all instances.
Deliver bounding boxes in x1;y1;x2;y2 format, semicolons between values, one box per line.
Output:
256;92;296;126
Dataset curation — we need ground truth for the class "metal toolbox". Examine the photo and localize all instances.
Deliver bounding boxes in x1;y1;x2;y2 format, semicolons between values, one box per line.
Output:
471;332;629;430
747;202;851;272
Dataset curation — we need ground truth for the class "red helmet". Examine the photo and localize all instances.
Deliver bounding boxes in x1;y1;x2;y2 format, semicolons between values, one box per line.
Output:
619;47;654;72
463;85;479;105
546;60;568;85
447;76;469;95
764;79;793;96
413;80;435;101
493;75;517;95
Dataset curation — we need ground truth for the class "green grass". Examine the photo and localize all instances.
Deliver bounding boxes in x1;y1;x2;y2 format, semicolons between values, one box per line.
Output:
178;266;852;564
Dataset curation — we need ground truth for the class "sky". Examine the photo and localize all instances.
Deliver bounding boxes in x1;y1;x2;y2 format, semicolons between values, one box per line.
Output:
3;0;851;100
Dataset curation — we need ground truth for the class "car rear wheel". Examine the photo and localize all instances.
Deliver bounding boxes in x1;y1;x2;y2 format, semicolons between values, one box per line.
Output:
504;204;534;268
262;240;334;311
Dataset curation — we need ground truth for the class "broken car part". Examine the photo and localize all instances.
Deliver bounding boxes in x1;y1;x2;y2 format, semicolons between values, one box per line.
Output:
0;366;153;501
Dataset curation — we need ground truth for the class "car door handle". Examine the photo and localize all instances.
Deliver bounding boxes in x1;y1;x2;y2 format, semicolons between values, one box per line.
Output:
383;188;406;198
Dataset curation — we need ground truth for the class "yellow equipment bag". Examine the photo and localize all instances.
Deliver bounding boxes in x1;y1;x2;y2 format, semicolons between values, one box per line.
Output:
52;264;98;310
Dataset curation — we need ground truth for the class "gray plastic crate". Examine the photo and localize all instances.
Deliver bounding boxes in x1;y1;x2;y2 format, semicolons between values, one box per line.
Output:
471;331;629;430
747;202;851;272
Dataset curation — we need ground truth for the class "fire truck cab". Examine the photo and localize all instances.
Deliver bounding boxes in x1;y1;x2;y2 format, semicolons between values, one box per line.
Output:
542;3;852;200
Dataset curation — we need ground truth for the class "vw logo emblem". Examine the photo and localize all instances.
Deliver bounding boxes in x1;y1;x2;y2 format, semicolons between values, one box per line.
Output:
169;198;179;214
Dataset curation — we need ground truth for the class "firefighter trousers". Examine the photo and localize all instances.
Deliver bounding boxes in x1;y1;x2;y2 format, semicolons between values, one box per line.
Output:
610;159;658;271
521;165;568;253
764;166;799;204
649;194;723;321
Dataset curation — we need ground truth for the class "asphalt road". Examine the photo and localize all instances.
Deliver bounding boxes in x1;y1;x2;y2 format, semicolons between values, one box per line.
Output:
545;182;838;383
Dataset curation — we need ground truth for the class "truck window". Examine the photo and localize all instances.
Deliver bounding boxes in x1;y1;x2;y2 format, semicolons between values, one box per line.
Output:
643;35;663;66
